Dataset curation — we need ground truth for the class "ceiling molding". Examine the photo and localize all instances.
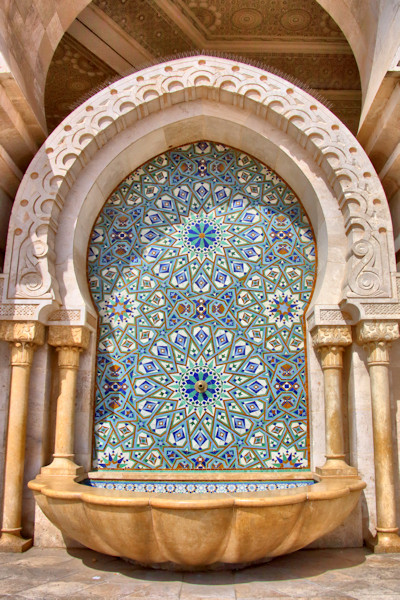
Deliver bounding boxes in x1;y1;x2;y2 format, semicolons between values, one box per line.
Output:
68;4;154;74
318;90;361;100
154;0;352;55
73;1;353;67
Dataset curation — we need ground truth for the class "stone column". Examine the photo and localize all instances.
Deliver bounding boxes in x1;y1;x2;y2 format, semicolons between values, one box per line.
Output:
357;320;400;552
0;321;44;552
41;326;90;476
312;325;357;476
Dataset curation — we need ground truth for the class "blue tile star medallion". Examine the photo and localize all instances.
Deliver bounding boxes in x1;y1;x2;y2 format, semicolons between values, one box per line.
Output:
88;141;316;471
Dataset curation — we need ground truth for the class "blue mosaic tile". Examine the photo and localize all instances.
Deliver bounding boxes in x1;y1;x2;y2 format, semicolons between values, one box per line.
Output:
83;479;315;493
88;141;316;470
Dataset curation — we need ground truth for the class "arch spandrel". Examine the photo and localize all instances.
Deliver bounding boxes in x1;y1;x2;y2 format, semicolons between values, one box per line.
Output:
0;56;398;326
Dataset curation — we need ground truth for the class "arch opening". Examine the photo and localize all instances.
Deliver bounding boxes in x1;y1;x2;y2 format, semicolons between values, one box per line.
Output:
2;55;395;565
88;141;316;473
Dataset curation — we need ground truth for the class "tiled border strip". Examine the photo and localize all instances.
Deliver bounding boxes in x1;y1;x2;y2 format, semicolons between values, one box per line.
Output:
83;479;315;493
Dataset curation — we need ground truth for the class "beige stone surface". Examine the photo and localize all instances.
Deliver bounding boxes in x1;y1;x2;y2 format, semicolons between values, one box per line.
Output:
0;5;399;562
357;321;400;552
0;547;400;599
42;328;89;477
3;56;394;322
0;321;45;345
28;474;365;568
0;334;40;551
311;326;356;476
48;326;90;350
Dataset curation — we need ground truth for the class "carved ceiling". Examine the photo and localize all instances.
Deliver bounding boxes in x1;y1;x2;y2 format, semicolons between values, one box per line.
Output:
45;35;115;133
45;0;361;133
95;0;345;45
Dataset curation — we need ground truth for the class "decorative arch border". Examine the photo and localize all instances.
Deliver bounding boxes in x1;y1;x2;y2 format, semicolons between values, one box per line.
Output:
0;56;398;324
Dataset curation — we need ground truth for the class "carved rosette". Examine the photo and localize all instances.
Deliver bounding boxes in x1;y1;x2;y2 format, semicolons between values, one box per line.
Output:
356;320;399;365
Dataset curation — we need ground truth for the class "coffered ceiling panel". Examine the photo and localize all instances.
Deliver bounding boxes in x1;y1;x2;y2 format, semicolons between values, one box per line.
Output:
170;0;344;40
44;0;361;133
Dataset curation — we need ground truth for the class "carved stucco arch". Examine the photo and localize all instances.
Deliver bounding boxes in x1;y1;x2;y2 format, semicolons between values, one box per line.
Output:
0;56;397;326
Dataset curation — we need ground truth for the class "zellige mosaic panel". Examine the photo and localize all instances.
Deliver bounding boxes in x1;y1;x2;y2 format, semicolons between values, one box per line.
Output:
88;141;316;470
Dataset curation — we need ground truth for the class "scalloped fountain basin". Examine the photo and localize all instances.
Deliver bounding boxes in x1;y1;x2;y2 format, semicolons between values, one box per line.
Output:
29;474;365;569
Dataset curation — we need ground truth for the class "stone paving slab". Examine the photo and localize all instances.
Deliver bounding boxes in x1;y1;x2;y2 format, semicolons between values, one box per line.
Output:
0;547;399;599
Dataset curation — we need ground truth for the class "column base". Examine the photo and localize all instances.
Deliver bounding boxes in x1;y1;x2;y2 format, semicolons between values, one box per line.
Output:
316;459;358;477
366;531;400;553
0;532;32;553
41;457;84;477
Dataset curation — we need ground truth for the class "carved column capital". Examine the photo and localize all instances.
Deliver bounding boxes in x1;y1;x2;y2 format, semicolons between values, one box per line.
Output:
356;320;399;345
319;346;345;369
356;321;399;366
0;321;45;345
311;325;352;349
10;342;36;367
48;325;90;350
56;346;81;370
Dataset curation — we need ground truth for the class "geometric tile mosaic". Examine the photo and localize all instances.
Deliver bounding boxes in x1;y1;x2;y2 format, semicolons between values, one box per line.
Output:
88;141;316;470
83;479;315;493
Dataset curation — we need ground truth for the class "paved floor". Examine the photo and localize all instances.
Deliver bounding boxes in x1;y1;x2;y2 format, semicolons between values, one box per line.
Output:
0;547;399;599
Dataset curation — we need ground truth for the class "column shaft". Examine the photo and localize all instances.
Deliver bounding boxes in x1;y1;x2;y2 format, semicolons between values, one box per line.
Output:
357;320;400;553
53;348;80;459
0;321;44;553
312;325;356;476
2;344;34;536
369;359;397;530
41;326;90;476
321;347;345;460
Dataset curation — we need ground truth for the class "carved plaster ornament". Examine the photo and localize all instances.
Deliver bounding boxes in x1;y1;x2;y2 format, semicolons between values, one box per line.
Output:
48;325;90;350
311;325;352;348
1;56;396;323
356;320;399;344
0;321;45;345
356;320;399;365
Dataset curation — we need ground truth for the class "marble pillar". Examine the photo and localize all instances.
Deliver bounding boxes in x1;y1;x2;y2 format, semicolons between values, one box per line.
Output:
357;320;400;552
41;326;90;476
312;325;357;476
0;321;44;552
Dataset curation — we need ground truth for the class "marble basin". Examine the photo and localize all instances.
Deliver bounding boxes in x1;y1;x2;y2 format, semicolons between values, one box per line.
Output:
29;474;365;569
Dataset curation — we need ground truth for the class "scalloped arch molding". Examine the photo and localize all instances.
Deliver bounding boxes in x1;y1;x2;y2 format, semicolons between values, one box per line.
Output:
0;56;397;324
